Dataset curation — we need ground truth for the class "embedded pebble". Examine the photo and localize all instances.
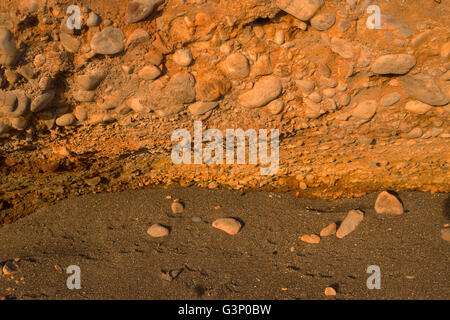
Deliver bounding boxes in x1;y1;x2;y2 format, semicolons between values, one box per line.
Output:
311;14;336;31
380;93;401;106
90;27;125;55
73;90;96;102
296;79;315;94
400;74;449;106
405;100;432;114
221;53;250;79
330;37;355;59
0;28;20;66
87;12;101;27
73;106;87;122
165;72;196;104
75;71;105;90
126;0;161;24
188;101;218;116
30;91;55;113
406;127;423;139
276;0;324;21
266;99;284;115
39;76;53;91
336;210;364;239
60;33;81;53
374;191;404;215
212;218;242;235
138;65;161;80
56;114;76;126
147;224;170;238
371;54;416;75
173;49;193;66
351;100;377;120
274;30;285;45
238;76;282;108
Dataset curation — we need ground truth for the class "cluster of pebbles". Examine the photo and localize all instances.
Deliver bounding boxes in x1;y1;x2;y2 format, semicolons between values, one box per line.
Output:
0;0;448;137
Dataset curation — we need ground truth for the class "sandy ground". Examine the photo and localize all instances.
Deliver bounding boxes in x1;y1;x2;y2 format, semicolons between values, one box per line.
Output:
0;188;449;300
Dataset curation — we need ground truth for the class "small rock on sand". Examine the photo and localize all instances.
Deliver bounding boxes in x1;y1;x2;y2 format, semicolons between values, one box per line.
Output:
212;218;242;235
336;210;364;239
300;234;321;244
171;201;184;214
440;228;450;241
147;224;170;237
2;261;19;275
324;287;336;296
374;191;404;215
320;223;337;237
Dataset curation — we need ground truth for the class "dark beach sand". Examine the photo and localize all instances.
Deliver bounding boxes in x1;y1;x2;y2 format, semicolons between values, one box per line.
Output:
0;188;449;299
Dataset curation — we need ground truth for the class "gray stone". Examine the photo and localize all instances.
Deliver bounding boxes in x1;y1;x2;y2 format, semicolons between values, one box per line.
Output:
0;91;17;113
7;90;29;117
73;90;96;102
90;27;125;55
330;37;355;59
276;0;324;21
87;12;101;27
166;72;196;105
400;74;449;106
311;14;336;31
60;32;81;53
126;0;162;24
0;28;20;66
75;71;105;90
30;91;55;112
138;65;161;80
380;93;401;106
372;54;416;75
56;113;76;126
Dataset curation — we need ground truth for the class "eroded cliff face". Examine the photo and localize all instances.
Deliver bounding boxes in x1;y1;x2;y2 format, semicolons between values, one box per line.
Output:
0;0;449;224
